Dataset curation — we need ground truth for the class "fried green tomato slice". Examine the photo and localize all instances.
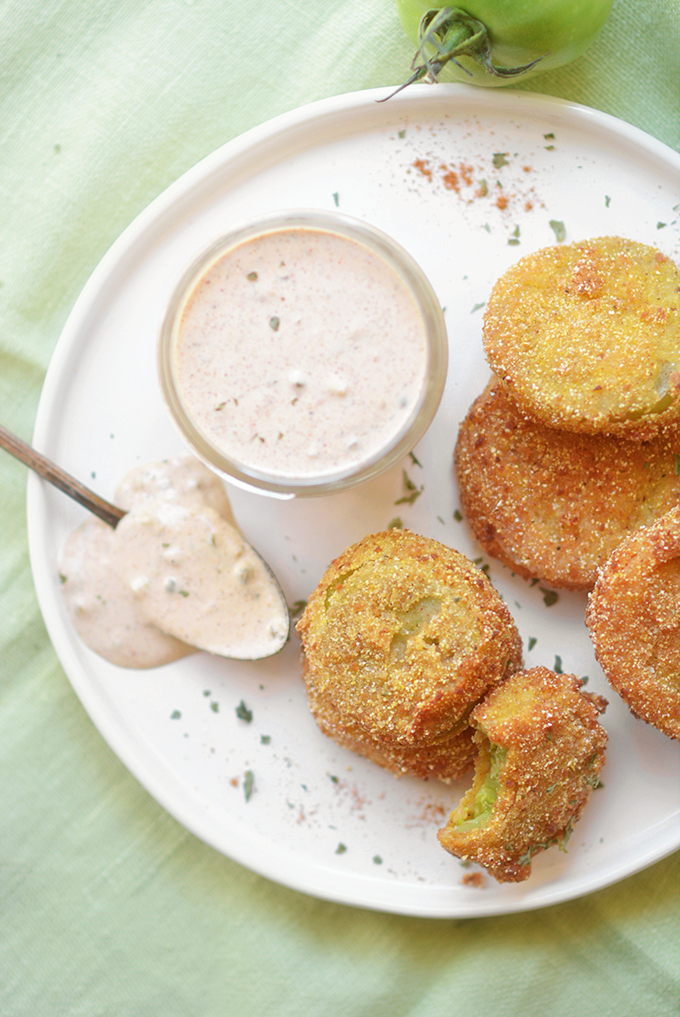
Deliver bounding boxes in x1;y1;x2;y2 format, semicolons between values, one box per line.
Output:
483;237;680;440
302;658;477;782
455;380;680;590
586;506;680;740
437;667;608;882
297;529;522;781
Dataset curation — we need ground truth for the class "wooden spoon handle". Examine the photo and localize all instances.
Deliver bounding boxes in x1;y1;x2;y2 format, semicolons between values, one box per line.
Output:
0;424;125;528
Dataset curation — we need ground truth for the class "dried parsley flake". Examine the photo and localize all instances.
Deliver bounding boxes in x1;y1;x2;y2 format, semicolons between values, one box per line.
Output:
288;599;308;620
395;469;422;506
236;700;253;723
508;225;521;246
549;220;566;243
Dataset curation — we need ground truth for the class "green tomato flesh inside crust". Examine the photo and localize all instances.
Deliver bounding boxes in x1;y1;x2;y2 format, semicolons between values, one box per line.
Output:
394;0;614;87
454;740;507;831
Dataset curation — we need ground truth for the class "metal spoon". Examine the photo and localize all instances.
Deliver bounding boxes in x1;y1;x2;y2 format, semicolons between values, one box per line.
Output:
0;424;125;528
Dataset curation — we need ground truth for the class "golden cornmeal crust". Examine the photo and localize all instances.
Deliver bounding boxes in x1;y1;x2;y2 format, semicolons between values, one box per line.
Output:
483;236;680;440
297;530;522;781
586;506;680;741
437;667;608;883
302;658;477;782
455;380;680;590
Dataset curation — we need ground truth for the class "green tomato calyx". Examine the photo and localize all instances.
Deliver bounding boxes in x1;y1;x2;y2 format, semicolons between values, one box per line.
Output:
381;7;547;100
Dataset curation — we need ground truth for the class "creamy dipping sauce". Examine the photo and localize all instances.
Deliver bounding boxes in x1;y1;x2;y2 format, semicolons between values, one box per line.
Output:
170;225;431;482
59;515;194;669
59;457;289;668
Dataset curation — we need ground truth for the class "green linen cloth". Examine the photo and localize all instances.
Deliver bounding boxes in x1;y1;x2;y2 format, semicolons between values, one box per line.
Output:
1;1;678;1014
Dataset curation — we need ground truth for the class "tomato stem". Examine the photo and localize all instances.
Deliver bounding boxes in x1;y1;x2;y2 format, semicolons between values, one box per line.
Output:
380;6;547;100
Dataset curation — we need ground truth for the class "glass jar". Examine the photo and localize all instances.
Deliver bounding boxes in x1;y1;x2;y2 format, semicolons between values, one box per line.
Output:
158;209;448;497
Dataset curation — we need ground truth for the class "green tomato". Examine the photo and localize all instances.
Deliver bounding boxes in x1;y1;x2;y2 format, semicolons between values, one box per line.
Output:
394;0;613;88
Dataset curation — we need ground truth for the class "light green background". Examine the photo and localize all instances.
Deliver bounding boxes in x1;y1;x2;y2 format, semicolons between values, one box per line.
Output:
1;2;679;1014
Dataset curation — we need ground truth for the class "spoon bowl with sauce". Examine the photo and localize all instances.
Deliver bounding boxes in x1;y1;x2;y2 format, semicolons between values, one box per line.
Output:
0;427;290;666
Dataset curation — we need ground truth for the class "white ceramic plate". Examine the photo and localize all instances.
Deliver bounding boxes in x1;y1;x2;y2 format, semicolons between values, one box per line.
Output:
28;85;680;918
